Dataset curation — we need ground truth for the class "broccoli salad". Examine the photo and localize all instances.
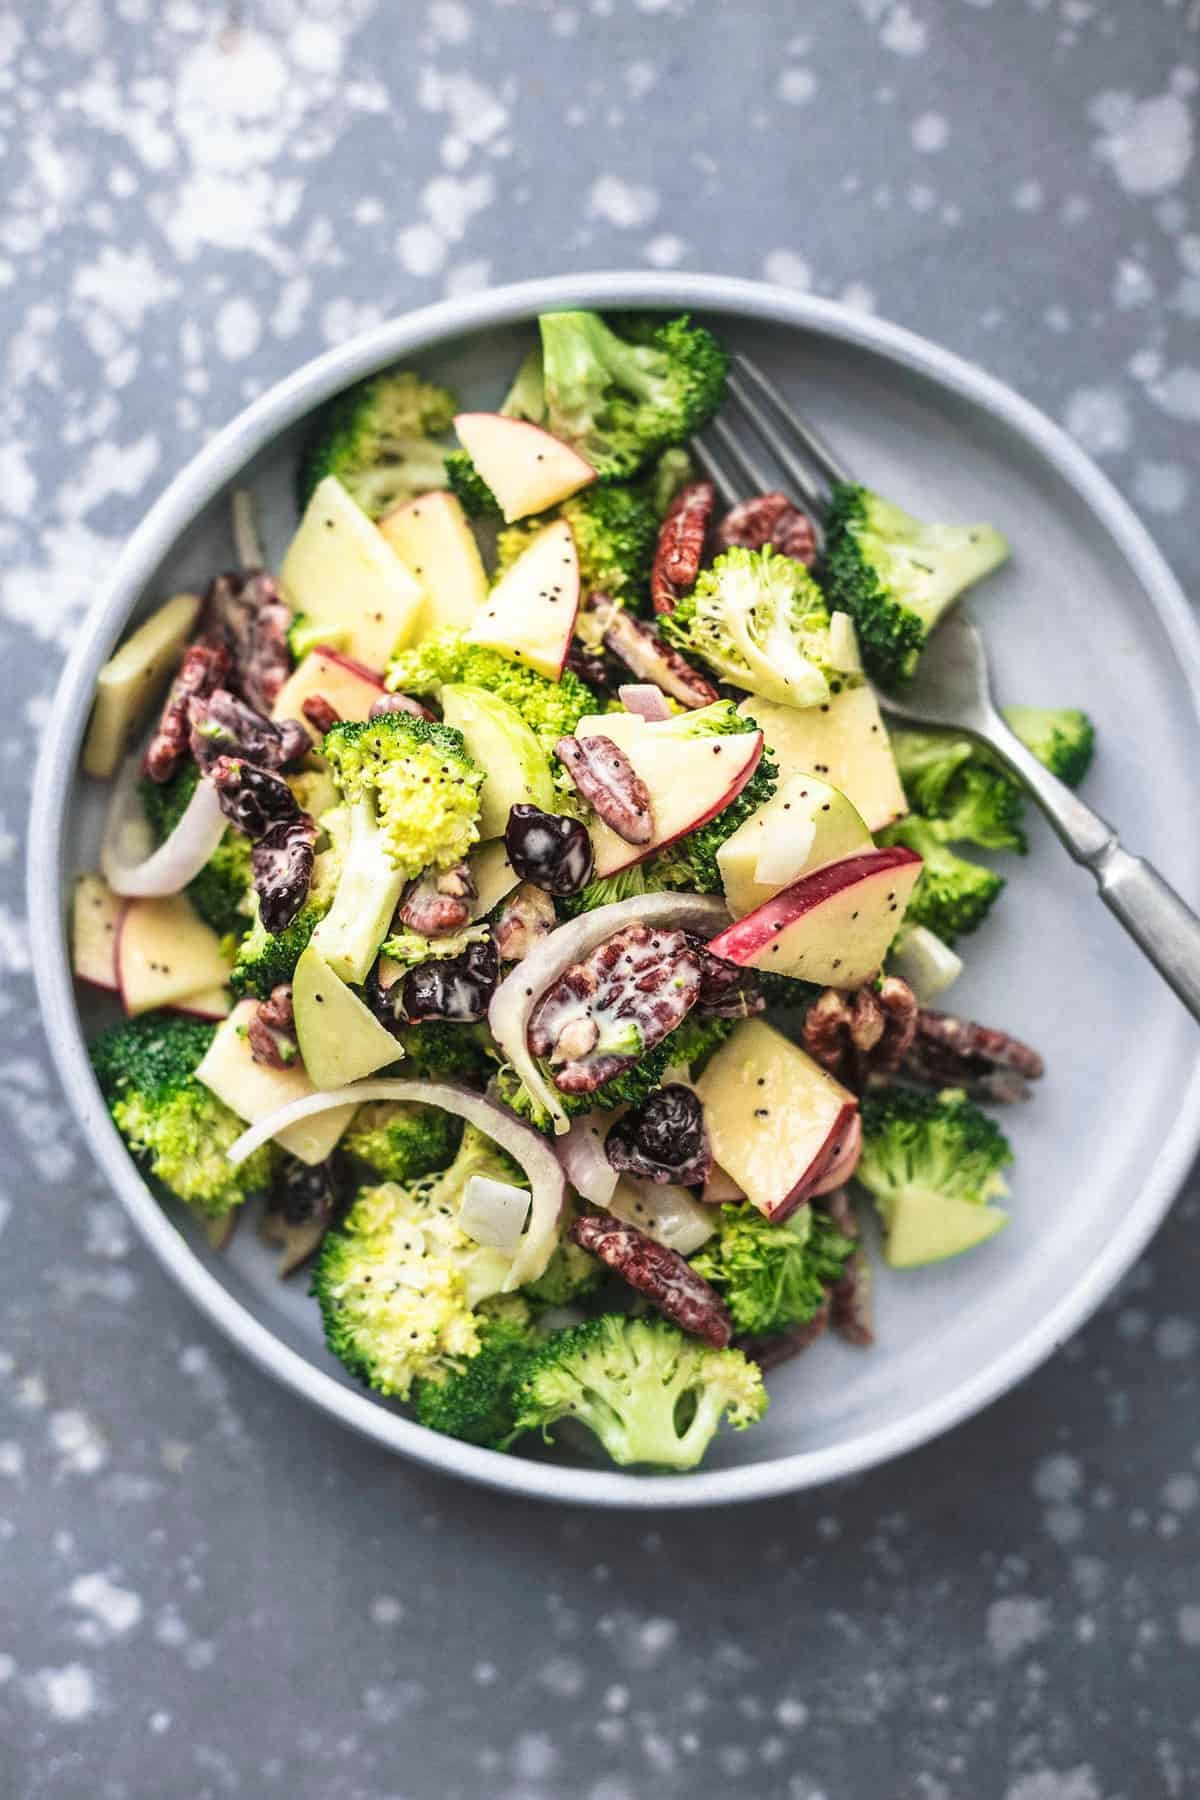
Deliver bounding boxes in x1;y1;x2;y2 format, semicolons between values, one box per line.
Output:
74;308;1093;1474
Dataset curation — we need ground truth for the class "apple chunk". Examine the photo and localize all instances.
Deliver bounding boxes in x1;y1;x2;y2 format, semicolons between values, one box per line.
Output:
117;895;232;1017
466;518;579;680
82;592;203;779
694;1019;857;1222
195;1001;357;1166
453;412;595;523
707;845;923;989
574;708;764;878
72;873;122;991
378;490;488;632
739;686;907;833
716;771;872;918
279;475;424;672
882;1190;1008;1269
292;945;402;1092
271;646;384;741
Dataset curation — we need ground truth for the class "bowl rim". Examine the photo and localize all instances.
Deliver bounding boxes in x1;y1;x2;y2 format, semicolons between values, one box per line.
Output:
29;270;1200;1509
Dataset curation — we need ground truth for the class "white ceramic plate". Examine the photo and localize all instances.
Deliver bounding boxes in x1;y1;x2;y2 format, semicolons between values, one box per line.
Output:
28;273;1200;1508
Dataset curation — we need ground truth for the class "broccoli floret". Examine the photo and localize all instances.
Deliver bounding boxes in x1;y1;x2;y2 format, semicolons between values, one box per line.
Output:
511;1314;766;1469
385;629;599;754
537;311;728;482
414;1300;540;1448
229;819;344;999
691;1203;855;1339
856;1087;1012;1228
392;1019;493;1085
890;729;1026;853
661;544;856;709
658;1011;736;1077
517;1199;603;1308
321;712;482;877
342;1100;463;1183
880;815;1004;943
313;1126;520;1399
822;481;1010;688
1003;705;1095;788
444;449;500;518
647;447;694;518
495;483;660;608
140;767;254;939
299;369;457;518
90;1013;274;1219
557;861;666;922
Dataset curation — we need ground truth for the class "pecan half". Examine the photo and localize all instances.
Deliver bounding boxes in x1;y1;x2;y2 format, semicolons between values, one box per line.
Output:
528;924;702;1095
651;479;715;614
555;734;654;845
493;882;556;962
570;1213;732;1347
814;1188;874;1347
596;602;719;711
204;570;292;714
247;984;298;1068
143;642;231;784
396;863;475;937
189;688;308;775
252;814;317;935
694;944;766;1021
301;693;341;736
897;1009;1045;1103
738;1298;832;1370
715;491;816;567
803;977;918;1090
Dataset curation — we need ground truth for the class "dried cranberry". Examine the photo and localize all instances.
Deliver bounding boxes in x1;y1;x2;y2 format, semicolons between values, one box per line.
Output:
398;936;499;1023
252;814;317;935
605;1085;712;1185
210;756;303;839
189;689;308;774
505;804;594;897
273;1156;343;1230
693;943;766;1020
564;641;624;692
204;569;292;714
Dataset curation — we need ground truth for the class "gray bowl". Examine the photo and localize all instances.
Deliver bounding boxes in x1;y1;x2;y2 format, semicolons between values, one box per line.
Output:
28;272;1200;1508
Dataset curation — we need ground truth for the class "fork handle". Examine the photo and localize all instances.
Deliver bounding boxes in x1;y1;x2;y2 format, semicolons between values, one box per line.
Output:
987;718;1200;1024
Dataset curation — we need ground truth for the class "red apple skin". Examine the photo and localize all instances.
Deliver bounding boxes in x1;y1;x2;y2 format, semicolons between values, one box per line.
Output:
170;992;232;1022
707;845;923;969
753;1098;859;1223
601;732;765;877
805;1111;863;1198
309;646;386;688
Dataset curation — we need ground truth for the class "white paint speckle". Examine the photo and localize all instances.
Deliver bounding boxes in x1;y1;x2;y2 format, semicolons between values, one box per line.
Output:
1133;461;1189;515
1156;1315;1199;1359
48;1409;108;1477
880;4;926;56
1063;385;1131;457
987;1596;1052;1662
1179;1604;1200;1646
215;296;262;361
1150;365;1200;423
912;112;948;153
67;1572;143;1640
24;1663;101;1722
289;20;344;75
1092;88;1194;195
1013;178;1044;211
644;233;686;268
778;67;817;105
0;1441;24;1478
370;1595;404;1627
763;249;812;289
588;174;659;229
1004;1772;1101;1800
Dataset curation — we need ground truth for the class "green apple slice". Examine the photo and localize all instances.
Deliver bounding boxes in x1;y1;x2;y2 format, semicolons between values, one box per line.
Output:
195;1000;356;1165
707;845;923;988
465;518;580;679
694;1018;857;1222
453;412;595;522
716;771;872;918
292;946;401;1091
378;490;488;632
467;839;520;917
72;873;122;991
739;685;907;833
271;646;384;740
280;475;424;671
116;894;232;1018
83;592;203;779
880;1189;1008;1268
440;684;555;837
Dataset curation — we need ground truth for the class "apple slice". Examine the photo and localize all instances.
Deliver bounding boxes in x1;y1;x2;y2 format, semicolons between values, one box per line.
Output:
467;839;520;917
453;413;595;523
707;845;923;989
72;873;122;991
716;772;873;918
271;646;384;740
172;986;233;1021
573;708;764;878
195;1000;357;1166
83;592;203;779
881;1189;1008;1269
379;490;488;632
279;475;425;671
694;1019;857;1222
292;945;402;1091
465;519;579;680
117;894;233;1018
440;685;555;837
739;686;907;833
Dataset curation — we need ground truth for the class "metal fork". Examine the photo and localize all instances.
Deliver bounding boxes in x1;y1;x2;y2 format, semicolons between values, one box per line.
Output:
696;354;1200;1025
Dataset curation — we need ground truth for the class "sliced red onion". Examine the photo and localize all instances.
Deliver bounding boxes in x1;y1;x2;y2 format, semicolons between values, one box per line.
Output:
101;751;227;898
557;1110;620;1206
488;892;729;1137
805;1113;863;1197
224;1078;564;1289
618;683;671;722
231;488;265;569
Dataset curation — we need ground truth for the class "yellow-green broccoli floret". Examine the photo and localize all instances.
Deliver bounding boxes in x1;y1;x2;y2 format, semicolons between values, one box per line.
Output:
321;712;483;879
1003;706;1095;788
890;729;1026;854
511;1314;767;1469
385;629;599;754
299;369;457;518
691;1202;855;1338
880;815;1004;943
414;1298;540;1448
342;1100;463;1184
90;1013;275;1219
661;545;858;709
856;1087;1012;1221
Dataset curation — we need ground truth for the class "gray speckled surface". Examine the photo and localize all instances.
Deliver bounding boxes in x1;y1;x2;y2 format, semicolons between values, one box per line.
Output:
3;3;1200;1795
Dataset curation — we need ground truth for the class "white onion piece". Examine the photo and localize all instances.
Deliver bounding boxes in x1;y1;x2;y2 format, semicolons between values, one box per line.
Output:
488;893;729;1137
606;1177;715;1255
231;488;265;569
557;1110;619;1206
828;611;863;674
618;683;671;722
224;1078;564;1289
460;1175;531;1254
889;924;963;1003
805;1112;863;1197
101;752;228;898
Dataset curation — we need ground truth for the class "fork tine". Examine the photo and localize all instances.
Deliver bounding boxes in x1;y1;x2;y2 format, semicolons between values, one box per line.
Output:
724;371;829;514
707;414;778;499
690;435;742;509
733;353;853;491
